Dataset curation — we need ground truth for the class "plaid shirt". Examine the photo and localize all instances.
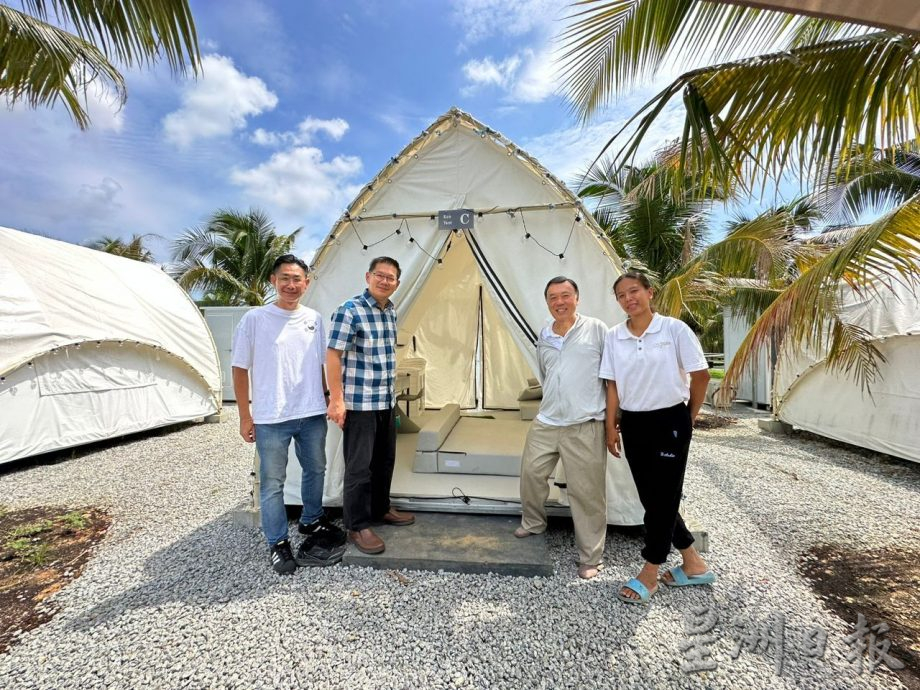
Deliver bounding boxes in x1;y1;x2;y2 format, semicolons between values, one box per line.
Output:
328;289;397;411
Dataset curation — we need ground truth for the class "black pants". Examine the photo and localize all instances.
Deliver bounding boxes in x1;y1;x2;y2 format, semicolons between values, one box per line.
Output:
620;402;695;565
342;408;396;531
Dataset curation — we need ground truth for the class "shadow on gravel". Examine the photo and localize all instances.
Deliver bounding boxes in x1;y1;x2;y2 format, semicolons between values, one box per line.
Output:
799;544;920;690
0;422;200;477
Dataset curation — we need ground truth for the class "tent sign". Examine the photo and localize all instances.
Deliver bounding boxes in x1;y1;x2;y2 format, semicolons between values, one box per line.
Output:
438;209;474;230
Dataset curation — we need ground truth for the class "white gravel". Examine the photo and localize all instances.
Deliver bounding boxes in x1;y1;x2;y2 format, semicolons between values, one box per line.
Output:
0;404;916;689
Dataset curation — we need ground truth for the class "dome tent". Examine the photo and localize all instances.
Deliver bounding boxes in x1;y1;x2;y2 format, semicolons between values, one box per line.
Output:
280;107;644;525
773;276;920;463
0;227;221;464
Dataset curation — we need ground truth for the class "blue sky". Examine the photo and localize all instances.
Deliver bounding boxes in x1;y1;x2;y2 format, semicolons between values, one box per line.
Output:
0;0;780;262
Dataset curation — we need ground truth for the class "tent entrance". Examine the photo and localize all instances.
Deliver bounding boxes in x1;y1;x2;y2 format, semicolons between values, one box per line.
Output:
397;232;534;410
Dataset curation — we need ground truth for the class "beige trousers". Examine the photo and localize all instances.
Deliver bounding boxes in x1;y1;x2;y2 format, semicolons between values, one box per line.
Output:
519;419;607;566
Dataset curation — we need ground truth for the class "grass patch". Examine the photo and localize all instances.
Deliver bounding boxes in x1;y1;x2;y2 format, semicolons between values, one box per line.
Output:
9;519;54;539
60;511;88;530
0;506;110;653
709;368;725;379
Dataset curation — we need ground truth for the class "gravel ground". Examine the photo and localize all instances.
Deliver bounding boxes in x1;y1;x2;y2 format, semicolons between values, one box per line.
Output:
0;404;916;689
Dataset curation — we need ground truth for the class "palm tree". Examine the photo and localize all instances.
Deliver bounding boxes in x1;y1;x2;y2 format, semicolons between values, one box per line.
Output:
578;154;713;278
557;1;920;396
87;233;158;262
170;208;302;306
558;2;918;197
1;0;199;129
815;143;920;225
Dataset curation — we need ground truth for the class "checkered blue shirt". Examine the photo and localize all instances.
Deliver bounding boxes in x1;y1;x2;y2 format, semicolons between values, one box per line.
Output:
328;289;397;411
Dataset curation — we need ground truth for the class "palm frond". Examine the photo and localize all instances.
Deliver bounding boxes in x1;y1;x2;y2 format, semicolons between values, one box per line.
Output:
0;4;124;128
575;28;920;199
814;143;920;224
557;0;867;120
722;195;920;395
1;1;198;128
23;0;199;74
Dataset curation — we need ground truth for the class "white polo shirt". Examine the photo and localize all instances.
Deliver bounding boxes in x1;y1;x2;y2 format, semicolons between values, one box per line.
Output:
536;314;608;426
599;313;708;412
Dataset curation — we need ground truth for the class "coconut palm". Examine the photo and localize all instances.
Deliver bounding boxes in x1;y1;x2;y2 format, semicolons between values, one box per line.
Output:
170;208;302;306
87;233;158;262
578;154;713;277
0;0;199;129
558;1;918;197
815;143;920;225
557;1;920;395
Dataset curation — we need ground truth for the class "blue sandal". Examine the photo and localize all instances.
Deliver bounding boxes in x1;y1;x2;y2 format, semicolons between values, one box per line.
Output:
661;565;717;587
617;577;657;605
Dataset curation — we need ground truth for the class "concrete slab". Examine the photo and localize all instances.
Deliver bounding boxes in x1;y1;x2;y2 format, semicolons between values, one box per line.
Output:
757;418;792;434
342;512;553;577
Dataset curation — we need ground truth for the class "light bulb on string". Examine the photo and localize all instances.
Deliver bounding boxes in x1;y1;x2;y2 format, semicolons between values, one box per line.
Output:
361;245;368;255
436;258;444;270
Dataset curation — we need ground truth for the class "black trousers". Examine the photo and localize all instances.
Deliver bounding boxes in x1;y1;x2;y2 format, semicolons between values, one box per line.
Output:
342;408;396;531
620;402;695;565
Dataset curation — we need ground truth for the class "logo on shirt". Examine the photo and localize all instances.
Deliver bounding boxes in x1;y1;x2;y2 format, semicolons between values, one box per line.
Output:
660;451;676;458
305;320;317;332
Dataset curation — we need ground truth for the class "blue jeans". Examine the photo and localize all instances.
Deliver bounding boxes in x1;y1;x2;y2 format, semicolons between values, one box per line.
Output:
255;415;327;546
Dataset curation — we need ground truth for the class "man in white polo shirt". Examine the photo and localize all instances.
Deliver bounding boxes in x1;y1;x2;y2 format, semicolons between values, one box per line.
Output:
514;276;609;580
231;254;346;574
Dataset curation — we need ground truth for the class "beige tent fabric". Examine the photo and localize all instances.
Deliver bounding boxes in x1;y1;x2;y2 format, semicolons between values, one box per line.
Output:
714;0;920;33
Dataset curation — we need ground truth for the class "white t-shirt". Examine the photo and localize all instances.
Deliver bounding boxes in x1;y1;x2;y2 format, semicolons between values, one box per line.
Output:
599;313;708;412
231;304;327;424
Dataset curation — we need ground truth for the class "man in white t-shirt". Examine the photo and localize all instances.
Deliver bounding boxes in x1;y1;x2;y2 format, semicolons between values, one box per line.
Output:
515;276;609;580
231;254;345;574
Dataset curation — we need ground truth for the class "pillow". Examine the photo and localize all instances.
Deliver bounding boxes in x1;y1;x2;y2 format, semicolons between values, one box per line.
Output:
517;384;542;401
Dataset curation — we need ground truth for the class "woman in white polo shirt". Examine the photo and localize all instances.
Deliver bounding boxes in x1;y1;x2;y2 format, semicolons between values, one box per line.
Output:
599;270;716;604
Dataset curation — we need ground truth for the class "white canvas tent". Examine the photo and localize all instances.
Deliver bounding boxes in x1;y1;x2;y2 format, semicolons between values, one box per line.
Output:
772;277;920;463
0;227;222;464
279;108;643;525
714;0;920;34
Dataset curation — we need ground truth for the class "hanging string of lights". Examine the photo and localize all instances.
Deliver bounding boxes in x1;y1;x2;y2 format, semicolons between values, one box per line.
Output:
515;208;581;260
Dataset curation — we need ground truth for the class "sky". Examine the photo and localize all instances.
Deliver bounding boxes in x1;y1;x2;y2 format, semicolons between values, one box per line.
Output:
0;0;774;263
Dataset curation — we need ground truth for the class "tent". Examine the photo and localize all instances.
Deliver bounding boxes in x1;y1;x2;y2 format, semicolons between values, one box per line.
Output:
714;1;920;34
279;107;643;525
0;227;222;464
771;277;920;463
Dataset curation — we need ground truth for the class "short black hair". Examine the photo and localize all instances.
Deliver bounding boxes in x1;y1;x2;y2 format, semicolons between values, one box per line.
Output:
369;256;401;280
272;254;309;275
544;276;579;298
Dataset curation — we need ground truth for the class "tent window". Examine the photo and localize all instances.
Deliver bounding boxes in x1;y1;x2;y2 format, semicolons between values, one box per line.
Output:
34;344;156;397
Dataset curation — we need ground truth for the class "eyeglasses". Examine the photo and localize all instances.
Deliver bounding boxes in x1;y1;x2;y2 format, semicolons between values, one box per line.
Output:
371;271;399;284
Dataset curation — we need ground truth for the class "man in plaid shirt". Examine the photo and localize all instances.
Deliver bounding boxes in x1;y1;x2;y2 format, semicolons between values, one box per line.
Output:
326;256;415;554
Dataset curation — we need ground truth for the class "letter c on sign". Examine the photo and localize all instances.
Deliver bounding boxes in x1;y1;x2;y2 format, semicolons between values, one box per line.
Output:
460;212;470;226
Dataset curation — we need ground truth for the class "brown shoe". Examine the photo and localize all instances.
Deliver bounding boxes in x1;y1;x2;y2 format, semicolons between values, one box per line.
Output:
381;508;415;526
514;527;536;538
348;528;385;554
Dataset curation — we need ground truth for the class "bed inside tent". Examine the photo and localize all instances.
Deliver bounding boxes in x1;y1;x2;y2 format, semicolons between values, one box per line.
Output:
276;108;643;525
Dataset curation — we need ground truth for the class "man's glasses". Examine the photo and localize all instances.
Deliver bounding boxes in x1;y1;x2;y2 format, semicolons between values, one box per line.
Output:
371;271;398;284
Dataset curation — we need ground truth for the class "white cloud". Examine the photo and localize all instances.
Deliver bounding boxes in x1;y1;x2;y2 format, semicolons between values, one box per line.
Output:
251;116;350;147
230;146;363;217
451;0;563;46
521;90;689;186
83;82;126;132
462;55;521;90
461;48;555;103
162;54;278;148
